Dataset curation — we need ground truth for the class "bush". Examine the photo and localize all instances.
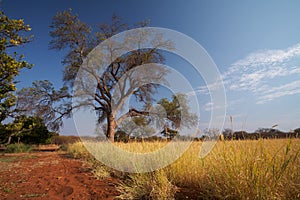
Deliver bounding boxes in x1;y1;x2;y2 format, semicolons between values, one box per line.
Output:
0;124;9;144
1;115;53;145
51;135;80;145
5;143;32;153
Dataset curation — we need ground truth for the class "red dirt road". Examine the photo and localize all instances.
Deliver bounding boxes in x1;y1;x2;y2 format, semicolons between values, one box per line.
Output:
0;152;119;200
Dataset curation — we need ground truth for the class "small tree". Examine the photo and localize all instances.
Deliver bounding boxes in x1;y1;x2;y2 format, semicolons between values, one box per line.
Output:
157;94;197;138
222;128;233;139
4;115;51;144
115;94;197;140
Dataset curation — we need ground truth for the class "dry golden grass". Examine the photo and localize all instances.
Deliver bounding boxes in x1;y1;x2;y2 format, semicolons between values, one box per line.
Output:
168;139;300;199
68;138;300;199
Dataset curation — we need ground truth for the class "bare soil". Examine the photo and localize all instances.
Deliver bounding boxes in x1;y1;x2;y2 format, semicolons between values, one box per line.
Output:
0;152;119;200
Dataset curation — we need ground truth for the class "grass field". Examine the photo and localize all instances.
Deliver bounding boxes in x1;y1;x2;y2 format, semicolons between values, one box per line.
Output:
67;139;300;199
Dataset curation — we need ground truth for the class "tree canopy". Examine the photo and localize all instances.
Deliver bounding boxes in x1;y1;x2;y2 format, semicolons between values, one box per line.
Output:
0;11;32;123
158;94;197;139
17;80;71;131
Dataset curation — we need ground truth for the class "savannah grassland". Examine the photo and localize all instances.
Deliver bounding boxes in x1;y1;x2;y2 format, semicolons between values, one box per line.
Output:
67;138;300;200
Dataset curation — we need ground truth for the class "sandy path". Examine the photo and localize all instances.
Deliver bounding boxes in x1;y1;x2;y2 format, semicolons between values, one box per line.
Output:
0;152;119;200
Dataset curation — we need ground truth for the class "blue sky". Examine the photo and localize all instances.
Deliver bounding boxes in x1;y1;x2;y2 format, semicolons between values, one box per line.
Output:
2;0;300;134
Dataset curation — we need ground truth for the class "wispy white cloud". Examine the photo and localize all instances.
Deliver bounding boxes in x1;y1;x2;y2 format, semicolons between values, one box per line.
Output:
203;99;242;112
257;80;300;104
224;44;300;76
192;80;224;96
223;43;300;103
203;102;214;111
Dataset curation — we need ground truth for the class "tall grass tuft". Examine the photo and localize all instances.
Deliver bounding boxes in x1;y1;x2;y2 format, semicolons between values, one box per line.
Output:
67;141;90;159
117;170;177;200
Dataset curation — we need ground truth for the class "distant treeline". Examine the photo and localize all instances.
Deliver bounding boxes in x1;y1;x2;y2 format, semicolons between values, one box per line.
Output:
49;128;300;144
220;128;300;140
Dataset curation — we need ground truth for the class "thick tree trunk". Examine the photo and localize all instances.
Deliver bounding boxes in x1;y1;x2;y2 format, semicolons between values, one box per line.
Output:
107;113;117;142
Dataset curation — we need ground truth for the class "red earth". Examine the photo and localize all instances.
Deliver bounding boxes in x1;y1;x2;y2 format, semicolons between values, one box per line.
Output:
0;152;120;200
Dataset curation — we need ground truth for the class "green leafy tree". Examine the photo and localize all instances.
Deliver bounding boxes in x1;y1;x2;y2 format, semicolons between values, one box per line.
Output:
4;115;50;144
18;116;51;144
117;94;197;140
0;11;32;123
157;94;197;139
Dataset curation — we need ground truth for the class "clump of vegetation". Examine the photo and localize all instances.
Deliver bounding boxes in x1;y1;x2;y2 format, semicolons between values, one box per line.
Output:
92;165;111;180
5;115;53;144
66;142;89;159
117;170;177;200
4;143;32;153
47;135;80;151
51;135;80;145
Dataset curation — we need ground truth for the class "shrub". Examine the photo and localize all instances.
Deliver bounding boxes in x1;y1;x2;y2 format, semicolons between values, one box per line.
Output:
51;135;80;145
5;143;32;153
